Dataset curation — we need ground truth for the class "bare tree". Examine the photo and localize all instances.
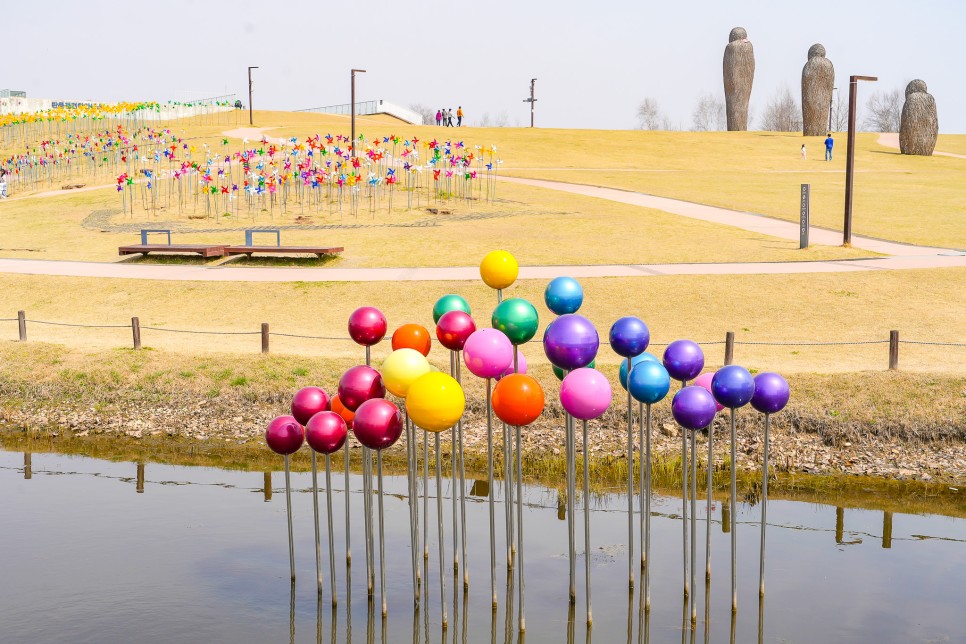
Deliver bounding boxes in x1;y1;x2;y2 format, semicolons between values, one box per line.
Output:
760;85;800;131
691;93;726;131
494;110;510;127
408;103;434;126
862;88;902;132
636;97;668;130
478;112;492;128
830;91;848;132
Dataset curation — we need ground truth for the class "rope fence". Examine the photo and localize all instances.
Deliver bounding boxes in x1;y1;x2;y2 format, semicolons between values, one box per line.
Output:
2;310;964;371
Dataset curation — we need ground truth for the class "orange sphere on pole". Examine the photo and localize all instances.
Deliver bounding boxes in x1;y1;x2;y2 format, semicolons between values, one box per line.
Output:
492;373;545;426
392;323;432;356
331;394;355;429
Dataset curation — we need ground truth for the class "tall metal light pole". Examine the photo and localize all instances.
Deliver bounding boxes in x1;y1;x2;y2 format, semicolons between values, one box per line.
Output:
828;86;838;132
248;66;259;125
843;75;877;246
522;78;537;127
351;69;366;157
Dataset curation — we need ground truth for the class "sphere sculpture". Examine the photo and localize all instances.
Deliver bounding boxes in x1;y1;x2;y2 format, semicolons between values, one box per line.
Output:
618;352;659;389
406;372;465;432
723;27;755;131
352;399;404;451
392;323;432;356
627;360;671;405
900;79;939;156
751;372;791;414
671;386;718;430
543;314;599;370
492;298;539;345
305;411;348;454
463;328;514;380
381;348;431;397
560;368;612;421
609;316;650;358
544;277;584;315
492;373;545;426
553;359;595;382
663;340;705;383
710;365;755;409
348;307;387;346
480;250;519;290
331;394;355;428
432;294;472;325
692;372;725;412
266;415;305;455
801;44;835;136
497;350;527;379
337;365;386;411
291;386;330;425
436;310;476;352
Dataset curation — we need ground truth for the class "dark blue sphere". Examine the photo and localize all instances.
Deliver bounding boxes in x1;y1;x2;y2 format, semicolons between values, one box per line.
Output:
711;365;755;409
662;340;705;383
544;277;583;315
671;386;717;430
751;372;790;414
609;317;650;358
628;360;671;405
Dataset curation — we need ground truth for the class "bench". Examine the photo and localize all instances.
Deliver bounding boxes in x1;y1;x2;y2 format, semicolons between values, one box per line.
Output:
244;228;281;246
224;245;344;259
140;229;172;245
118;244;229;258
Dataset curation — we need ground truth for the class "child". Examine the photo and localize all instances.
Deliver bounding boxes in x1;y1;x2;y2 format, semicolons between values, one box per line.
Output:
0;169;7;198
800;144;807;160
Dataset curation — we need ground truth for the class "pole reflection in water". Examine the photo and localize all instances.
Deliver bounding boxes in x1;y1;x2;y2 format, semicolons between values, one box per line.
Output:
289;580;296;644
136;462;145;494
757;593;764;644
883;511;893;549
835;507;844;544
24;452;32;480
264;471;272;502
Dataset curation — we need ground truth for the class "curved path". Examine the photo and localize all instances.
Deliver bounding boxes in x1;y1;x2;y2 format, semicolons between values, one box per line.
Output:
0;130;962;282
877;133;966;160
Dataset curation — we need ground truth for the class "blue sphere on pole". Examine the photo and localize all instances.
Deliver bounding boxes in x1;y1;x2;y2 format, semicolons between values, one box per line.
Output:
609;316;650;358
619;352;660;389
628;361;671;405
544;277;584;315
711;365;756;409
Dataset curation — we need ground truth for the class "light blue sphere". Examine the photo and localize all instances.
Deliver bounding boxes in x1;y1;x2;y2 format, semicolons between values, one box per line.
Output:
628;361;671;405
544;277;583;315
619;352;660;389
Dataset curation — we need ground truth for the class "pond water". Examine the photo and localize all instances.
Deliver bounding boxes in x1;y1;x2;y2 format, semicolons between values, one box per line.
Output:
1;449;963;643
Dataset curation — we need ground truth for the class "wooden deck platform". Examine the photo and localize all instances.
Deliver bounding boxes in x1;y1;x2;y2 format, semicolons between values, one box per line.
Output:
118;244;228;258
225;245;344;258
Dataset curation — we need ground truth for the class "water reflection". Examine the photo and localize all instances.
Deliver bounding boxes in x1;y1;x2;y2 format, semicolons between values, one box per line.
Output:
2;450;965;644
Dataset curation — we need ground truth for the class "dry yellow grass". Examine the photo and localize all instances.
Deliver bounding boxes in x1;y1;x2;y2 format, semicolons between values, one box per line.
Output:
1;268;962;373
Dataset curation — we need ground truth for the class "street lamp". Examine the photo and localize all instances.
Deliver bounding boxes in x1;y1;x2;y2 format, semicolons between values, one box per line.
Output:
248;66;259;125
351;69;367;157
522;78;537;128
843;75;877;246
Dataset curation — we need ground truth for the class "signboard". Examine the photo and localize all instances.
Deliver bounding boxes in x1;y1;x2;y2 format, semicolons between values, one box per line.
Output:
800;184;810;249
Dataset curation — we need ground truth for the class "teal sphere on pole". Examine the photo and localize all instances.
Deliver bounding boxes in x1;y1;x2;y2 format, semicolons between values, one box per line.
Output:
432;294;472;324
552;359;596;382
619;352;660;389
492;298;539;346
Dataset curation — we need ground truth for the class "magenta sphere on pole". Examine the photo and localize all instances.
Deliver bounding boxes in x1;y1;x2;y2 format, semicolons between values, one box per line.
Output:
436;310;477;352
266;415;305;455
496;349;527;380
290;386;330;425
305;411;348;454
348;306;388;346
352;399;404;451
609;316;650;358
671;386;718;431
751;372;791;414
338;365;386;412
542;314;599;370
463;328;514;379
560;368;612;421
663;340;705;383
692;372;725;412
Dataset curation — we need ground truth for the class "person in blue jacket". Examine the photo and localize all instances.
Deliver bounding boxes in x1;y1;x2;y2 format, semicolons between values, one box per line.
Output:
825;133;834;161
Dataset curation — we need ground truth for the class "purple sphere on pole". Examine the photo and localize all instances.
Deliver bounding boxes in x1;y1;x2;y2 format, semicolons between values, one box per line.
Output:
348;306;388;346
338;365;386;412
671;386;718;431
751;372;791;414
266;415;305;455
711;365;755;409
663;340;705;383
609;316;650;358
291;386;330;425
352;399;404;451
542;314;599;370
305;411;348;454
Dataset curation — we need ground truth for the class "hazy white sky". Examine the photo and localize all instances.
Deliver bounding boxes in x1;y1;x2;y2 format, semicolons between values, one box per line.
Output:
5;0;965;131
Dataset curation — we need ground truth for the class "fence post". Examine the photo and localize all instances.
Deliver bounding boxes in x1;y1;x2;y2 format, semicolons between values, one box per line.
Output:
888;330;899;370
132;317;141;350
261;323;270;354
724;331;735;366
18;310;26;341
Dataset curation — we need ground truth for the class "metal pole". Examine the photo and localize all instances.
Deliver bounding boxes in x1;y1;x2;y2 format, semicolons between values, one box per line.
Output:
843;75;877;246
759;414;770;597
828;87;837;133
530;79;536;128
312;451;323;594
730;408;738;612
247;66;258;126
626;357;635;591
435;433;448;629
582;419;592;626
284;454;296;581
377;451;387;616
350;69;367;158
325;454;337;606
690;429;698;625
643;403;652;611
486;379;497;608
515;423;525;632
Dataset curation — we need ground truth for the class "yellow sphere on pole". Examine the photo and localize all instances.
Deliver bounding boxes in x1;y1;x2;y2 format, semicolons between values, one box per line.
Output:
480;250;519;290
405;372;465;432
381;348;432;397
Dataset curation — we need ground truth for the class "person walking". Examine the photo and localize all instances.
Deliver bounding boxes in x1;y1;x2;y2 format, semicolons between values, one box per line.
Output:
0;169;7;199
436;109;442;126
457;106;464;127
801;144;807;160
446;108;453;127
825;133;834;161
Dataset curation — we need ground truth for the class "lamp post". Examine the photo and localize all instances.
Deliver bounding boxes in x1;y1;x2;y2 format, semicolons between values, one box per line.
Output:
247;66;259;126
522;78;537;127
351;69;367;157
828;86;838;132
843;75;877;246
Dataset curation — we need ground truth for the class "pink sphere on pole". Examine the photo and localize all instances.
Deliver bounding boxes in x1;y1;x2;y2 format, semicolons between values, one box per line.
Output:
560;368;613;421
305;411;348;454
291;386;330;425
348;306;388;346
462;328;514;380
352;399;404;451
266;415;305;455
436;310;477;352
692;372;725;412
496;349;527;380
338;365;386;411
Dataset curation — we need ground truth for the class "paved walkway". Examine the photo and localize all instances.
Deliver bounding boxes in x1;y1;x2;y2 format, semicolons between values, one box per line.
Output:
0;128;962;283
877;133;966;160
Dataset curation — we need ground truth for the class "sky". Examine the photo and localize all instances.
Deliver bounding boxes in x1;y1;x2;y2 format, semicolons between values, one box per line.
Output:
4;0;965;132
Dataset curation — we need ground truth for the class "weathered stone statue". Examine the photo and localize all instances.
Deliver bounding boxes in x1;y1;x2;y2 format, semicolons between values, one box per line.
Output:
899;79;938;156
801;44;834;136
723;27;755;131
